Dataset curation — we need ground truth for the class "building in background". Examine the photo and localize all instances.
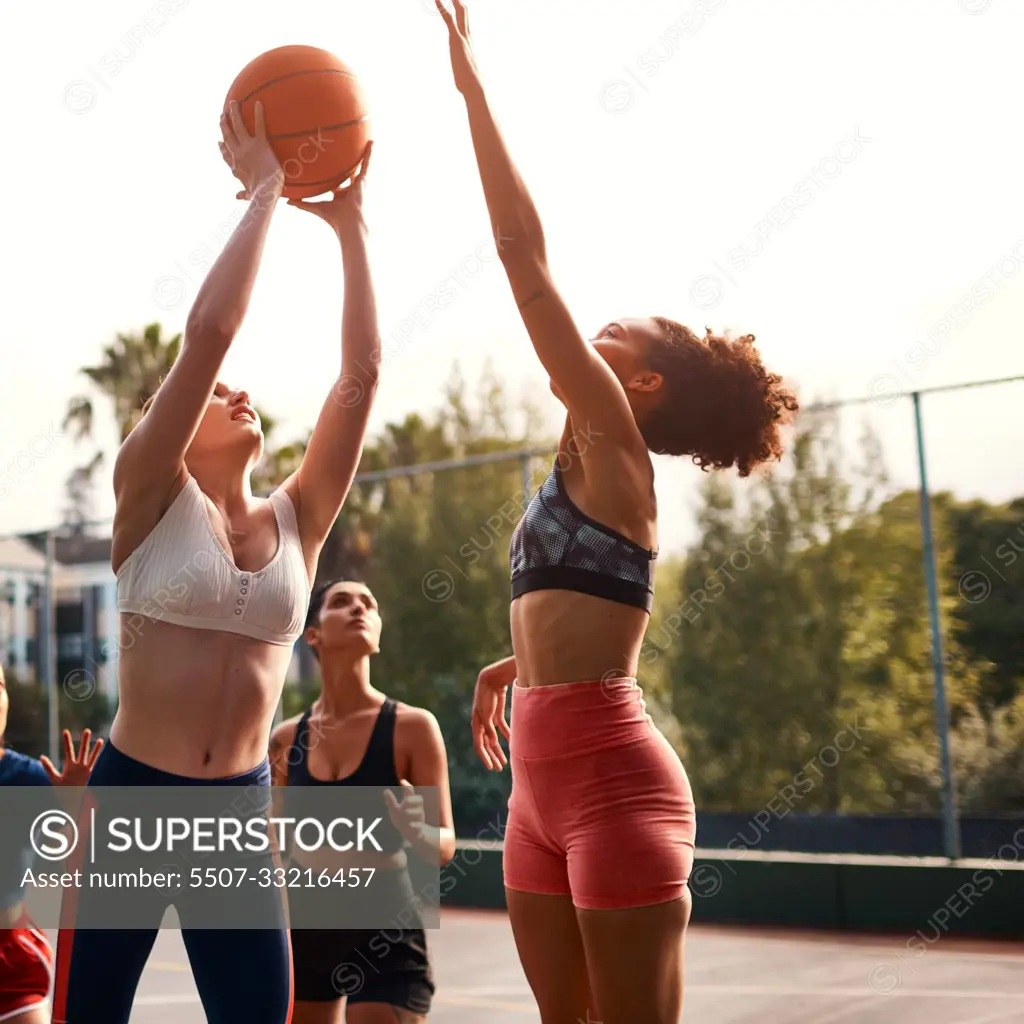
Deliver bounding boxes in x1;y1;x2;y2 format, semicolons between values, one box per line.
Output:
0;532;310;704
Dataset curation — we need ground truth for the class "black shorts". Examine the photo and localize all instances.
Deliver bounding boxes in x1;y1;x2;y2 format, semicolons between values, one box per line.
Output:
287;869;434;1013
290;925;433;1011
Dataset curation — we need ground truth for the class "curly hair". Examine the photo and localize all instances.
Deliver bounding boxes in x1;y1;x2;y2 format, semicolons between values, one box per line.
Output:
639;318;798;477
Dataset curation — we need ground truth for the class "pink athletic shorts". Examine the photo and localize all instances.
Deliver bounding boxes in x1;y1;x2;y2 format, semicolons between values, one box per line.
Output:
503;677;696;910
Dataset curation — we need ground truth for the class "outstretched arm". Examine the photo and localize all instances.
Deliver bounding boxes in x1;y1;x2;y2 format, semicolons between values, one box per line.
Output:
114;102;283;508
434;1;642;451
282;147;381;557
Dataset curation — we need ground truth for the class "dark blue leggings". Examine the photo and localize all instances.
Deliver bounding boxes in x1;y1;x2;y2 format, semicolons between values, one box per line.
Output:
52;742;292;1024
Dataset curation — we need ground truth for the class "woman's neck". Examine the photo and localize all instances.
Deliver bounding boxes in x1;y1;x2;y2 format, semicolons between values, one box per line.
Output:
187;459;254;519
315;656;383;719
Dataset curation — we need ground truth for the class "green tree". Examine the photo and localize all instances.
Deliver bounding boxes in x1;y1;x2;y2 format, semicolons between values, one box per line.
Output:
665;408;989;815
942;495;1024;711
2;672;112;760
63;322;292;524
953;694;1024;812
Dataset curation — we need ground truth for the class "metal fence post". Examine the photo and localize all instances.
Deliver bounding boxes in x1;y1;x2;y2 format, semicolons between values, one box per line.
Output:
44;529;60;764
912;391;961;860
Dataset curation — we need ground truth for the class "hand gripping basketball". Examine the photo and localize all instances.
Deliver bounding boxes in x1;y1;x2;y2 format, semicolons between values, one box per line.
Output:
286;141;373;234
219;100;283;200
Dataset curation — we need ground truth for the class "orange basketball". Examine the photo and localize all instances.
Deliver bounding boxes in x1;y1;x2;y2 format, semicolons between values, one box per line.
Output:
224;45;370;200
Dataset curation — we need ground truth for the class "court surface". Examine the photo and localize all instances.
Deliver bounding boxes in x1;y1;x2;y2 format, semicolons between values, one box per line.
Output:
45;909;1024;1022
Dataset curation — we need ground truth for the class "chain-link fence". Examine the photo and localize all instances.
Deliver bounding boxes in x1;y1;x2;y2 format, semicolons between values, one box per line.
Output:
2;375;1022;854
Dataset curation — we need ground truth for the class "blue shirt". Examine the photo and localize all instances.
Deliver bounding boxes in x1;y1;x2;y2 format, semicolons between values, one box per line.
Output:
0;748;55;909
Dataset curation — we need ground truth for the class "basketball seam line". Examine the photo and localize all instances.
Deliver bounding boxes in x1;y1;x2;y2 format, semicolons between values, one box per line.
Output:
270;115;369;140
234;68;358;106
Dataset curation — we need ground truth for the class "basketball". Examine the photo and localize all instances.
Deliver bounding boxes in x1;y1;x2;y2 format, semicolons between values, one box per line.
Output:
224;45;370;200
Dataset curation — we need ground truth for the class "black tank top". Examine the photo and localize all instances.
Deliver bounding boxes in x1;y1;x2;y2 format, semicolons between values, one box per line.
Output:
284;699;406;854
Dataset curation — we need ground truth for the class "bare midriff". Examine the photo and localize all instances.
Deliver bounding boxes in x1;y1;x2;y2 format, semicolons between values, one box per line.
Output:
509;589;649;688
110;616;293;778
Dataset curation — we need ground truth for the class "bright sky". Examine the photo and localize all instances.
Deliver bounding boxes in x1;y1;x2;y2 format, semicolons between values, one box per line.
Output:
2;0;1023;555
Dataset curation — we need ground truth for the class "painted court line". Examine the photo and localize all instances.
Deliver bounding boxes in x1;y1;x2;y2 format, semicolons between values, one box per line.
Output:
129;985;1024;1012
133;992;538;1013
682;984;1023;999
440;983;1024;1001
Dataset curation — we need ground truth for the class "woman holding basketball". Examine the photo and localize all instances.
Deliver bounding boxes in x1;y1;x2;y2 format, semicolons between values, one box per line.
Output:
432;3;798;1022
51;103;381;1024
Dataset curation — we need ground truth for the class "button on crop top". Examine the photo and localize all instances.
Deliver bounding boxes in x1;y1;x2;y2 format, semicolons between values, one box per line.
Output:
509;460;657;612
116;477;309;646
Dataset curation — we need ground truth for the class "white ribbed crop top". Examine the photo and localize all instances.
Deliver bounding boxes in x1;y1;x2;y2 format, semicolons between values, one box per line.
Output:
116;477;310;646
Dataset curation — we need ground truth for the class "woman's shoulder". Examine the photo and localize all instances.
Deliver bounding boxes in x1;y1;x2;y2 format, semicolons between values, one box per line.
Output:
0;748;50;785
393;703;444;742
269;713;305;755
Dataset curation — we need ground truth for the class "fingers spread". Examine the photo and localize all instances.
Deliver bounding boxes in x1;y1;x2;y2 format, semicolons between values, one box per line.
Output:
39;756;58;782
87;738;104;768
253;100;267;137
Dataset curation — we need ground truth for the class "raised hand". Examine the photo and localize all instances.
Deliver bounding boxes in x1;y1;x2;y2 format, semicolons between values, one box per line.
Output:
286;141;373;235
219;100;283;200
41;729;103;787
434;0;482;98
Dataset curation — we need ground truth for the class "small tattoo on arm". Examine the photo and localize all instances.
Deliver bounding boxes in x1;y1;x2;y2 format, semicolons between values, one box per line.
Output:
518;289;545;311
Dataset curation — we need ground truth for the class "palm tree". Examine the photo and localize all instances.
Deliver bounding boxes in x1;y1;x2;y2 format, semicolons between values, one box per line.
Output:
64;323;183;449
62;322;288;525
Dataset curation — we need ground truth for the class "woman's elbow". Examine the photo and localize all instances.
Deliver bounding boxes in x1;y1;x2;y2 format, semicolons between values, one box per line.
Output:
439;836;457;867
185;306;237;350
